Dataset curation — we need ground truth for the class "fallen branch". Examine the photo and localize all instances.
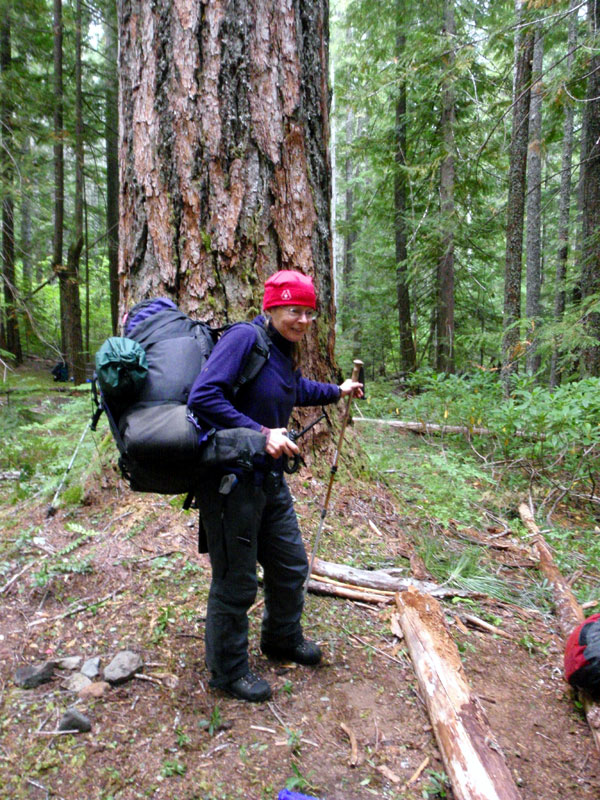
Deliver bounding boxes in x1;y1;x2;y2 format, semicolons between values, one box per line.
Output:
396;586;523;800
354;417;544;441
307;578;393;605
518;503;600;755
518;504;584;631
311;557;476;598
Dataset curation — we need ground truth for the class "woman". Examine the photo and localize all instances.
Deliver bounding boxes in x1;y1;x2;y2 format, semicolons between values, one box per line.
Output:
187;270;362;702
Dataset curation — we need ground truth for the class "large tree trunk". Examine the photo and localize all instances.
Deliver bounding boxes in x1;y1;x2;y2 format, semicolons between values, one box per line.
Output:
550;0;578;388
435;0;455;375
525;24;543;378
580;0;600;375
105;8;119;335
0;7;21;364
118;0;336;379
395;0;415;374
501;2;534;395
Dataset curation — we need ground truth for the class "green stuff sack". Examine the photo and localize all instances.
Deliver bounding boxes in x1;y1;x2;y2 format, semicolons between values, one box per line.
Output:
95;337;148;406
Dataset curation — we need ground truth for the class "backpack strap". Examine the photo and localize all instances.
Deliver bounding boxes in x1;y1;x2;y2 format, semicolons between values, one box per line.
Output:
231;322;271;397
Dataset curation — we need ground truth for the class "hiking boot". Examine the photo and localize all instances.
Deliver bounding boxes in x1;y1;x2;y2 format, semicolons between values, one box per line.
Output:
261;638;322;666
224;671;272;702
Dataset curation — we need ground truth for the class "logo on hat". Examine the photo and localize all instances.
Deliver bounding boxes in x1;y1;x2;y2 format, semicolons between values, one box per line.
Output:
281;289;292;300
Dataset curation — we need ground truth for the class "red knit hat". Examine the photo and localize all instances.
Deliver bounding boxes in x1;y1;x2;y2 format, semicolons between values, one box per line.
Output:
262;270;317;311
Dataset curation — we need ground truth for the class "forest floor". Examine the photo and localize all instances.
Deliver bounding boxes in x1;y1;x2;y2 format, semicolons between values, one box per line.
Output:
1;363;599;800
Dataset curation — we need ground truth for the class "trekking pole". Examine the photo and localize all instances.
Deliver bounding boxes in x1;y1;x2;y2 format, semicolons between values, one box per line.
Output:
46;421;91;517
303;359;363;597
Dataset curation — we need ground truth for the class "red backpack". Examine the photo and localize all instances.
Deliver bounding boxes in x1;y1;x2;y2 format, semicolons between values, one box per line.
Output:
564;613;600;696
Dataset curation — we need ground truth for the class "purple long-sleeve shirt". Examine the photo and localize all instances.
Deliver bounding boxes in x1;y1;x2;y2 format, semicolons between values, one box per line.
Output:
187;316;340;437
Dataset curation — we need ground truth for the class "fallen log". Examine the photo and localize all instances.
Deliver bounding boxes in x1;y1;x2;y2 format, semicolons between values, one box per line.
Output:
396;586;522;800
518;503;584;631
518;502;600;754
354;417;543;441
311;557;476;598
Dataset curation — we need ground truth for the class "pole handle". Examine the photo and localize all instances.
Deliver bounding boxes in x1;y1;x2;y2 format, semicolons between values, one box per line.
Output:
350;359;363;390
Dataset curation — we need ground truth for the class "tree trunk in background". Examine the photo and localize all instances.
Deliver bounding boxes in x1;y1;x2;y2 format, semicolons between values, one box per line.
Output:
63;0;85;384
0;6;21;363
20;137;32;295
435;0;455;375
395;0;415;374
525;23;543;378
501;2;534;395
105;6;119;335
342;106;361;360
580;0;600;376
550;0;578;388
118;0;335;379
53;0;66;362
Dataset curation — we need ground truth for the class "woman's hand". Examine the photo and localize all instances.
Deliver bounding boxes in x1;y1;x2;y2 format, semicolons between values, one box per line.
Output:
264;427;300;459
339;379;364;399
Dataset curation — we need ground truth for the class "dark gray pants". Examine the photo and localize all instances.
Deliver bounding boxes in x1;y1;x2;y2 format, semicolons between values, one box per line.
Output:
197;471;308;688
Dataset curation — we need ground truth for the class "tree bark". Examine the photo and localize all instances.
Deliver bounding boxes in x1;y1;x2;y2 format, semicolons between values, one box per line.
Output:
580;0;600;375
63;0;86;385
118;0;336;379
396;587;523;800
20;138;32;295
105;8;119;335
435;0;455;374
501;2;534;395
0;6;21;363
53;0;65;359
395;0;415;374
525;24;543;378
550;0;578;388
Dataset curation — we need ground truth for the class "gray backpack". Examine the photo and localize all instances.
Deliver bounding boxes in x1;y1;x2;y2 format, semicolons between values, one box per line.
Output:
92;298;270;497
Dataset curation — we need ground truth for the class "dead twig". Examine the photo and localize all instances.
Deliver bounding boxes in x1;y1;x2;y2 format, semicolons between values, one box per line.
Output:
462;613;514;640
402;755;430;790
343;628;407;666
340;722;359;766
0;560;36;594
24;586;126;630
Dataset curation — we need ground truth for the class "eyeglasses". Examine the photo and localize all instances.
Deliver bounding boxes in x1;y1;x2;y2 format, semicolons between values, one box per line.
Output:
284;307;318;322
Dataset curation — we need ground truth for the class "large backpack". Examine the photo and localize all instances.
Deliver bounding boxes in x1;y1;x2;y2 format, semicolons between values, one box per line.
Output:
564;613;600;697
92;298;270;498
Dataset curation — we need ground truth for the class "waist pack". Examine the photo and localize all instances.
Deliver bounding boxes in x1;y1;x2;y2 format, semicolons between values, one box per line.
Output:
92;298;270;497
564;613;600;697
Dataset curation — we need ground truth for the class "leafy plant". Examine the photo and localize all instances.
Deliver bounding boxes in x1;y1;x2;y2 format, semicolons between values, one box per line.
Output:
160;759;186;777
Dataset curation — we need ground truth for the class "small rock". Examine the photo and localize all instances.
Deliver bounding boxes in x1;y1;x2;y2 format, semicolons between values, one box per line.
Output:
78;681;110;700
14;662;56;689
63;673;92;693
56;656;82;671
58;708;91;733
81;656;101;679
103;650;143;685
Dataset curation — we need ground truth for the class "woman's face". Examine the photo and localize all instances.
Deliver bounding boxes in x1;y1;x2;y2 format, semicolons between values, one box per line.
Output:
268;306;317;343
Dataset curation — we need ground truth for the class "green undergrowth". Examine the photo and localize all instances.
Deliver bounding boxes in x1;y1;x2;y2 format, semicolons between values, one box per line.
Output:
354;373;600;614
0;379;100;506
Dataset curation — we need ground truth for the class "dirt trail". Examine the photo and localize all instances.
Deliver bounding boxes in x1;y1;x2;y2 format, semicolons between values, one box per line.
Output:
0;457;599;799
